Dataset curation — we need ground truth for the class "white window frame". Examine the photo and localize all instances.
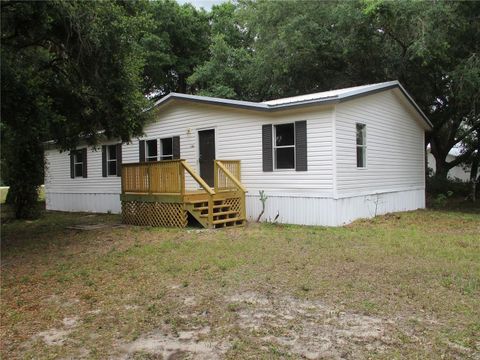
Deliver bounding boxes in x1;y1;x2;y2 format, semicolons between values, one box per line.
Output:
160;137;174;161
145;139;158;162
74;150;84;177
356;123;367;168
273;122;296;170
107;144;117;176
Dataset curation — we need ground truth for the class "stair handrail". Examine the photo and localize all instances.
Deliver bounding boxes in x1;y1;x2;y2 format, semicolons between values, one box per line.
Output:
215;160;246;221
181;160;215;227
180;160;215;195
215;160;247;193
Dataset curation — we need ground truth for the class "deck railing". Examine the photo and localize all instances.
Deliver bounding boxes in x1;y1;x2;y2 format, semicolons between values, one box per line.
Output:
214;160;241;191
122;160;184;194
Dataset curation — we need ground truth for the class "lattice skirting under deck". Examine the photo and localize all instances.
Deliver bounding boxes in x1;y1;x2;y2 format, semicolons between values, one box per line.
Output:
223;197;241;213
122;201;188;228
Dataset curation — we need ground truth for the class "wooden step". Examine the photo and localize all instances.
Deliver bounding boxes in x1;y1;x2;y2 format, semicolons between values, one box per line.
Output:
193;204;231;211
212;217;244;225
200;210;238;218
187;199;209;205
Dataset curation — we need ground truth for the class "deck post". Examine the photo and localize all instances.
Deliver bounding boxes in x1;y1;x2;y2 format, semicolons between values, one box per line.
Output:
208;195;214;228
147;164;152;194
121;167;125;194
240;190;246;220
214;161;218;192
179;162;185;196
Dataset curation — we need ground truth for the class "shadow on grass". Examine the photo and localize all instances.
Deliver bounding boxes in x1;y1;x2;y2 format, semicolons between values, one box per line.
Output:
1;203;121;256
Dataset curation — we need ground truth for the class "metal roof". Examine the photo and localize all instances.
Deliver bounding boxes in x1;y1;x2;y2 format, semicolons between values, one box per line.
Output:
153;80;433;129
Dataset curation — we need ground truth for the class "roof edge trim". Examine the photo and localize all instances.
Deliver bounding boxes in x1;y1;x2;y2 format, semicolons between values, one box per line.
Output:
153;81;433;129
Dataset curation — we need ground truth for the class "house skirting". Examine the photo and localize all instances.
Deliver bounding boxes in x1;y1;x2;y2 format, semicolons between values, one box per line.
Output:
45;188;425;226
245;188;425;226
46;192;121;214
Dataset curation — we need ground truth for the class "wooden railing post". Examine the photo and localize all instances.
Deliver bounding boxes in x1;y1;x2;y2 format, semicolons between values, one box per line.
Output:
214;161;218;192
147;164;152;194
121;167;125;194
179;162;185;196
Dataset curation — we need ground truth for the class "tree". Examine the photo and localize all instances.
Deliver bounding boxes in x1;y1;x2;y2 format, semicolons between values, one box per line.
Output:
187;2;255;99
142;0;210;97
362;0;480;180
1;1;150;218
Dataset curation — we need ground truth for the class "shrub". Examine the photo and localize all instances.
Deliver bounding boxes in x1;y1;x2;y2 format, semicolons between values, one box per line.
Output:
426;175;471;197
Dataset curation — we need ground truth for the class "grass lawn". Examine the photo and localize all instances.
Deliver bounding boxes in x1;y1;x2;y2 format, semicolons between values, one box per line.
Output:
1;206;479;359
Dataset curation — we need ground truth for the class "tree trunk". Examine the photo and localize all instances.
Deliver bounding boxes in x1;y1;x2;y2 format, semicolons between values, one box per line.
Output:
434;159;449;180
470;153;479;202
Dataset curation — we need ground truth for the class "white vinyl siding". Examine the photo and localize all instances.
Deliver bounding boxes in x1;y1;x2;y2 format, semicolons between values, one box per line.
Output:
45;144;121;194
121;103;334;195
335;90;426;197
45;104;334;197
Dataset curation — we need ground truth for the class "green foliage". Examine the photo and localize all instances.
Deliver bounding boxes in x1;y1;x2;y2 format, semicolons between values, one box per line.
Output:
432;192;454;209
427;175;472;198
142;0;210;95
1;1;150;218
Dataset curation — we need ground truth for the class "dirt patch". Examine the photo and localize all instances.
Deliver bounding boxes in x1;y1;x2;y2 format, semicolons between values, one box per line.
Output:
227;292;394;359
119;326;228;360
35;316;80;346
183;296;196;306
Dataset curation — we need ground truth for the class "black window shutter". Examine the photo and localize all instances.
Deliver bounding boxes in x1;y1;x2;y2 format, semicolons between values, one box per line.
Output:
82;148;88;178
139;140;145;163
262;124;273;172
70;152;75;178
116;143;122;176
172;136;180;159
295;120;307;171
102;145;107;177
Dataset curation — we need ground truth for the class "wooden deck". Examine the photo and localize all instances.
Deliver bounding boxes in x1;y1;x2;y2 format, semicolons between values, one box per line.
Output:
120;160;246;229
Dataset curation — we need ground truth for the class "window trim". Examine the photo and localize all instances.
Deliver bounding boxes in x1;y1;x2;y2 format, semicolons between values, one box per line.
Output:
273;122;296;171
73;150;84;178
145;139;158;162
356;123;367;169
160;137;174;161
106;144;118;176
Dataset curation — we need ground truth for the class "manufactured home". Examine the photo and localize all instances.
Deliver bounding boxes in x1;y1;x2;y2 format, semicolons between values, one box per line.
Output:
44;81;432;228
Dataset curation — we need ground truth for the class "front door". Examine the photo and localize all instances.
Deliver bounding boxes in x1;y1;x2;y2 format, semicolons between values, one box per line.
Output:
198;129;215;186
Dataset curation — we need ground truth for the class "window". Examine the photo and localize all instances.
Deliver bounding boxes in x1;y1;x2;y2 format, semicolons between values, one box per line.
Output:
146;139;158;162
274;123;295;169
74;150;84;177
107;145;117;176
160;138;173;160
356;123;366;168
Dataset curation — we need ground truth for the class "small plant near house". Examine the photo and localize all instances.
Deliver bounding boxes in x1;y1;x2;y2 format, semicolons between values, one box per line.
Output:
366;193;383;217
432;191;454;208
256;190;268;222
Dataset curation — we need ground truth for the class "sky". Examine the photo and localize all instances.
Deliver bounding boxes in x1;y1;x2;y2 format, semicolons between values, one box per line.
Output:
176;0;227;10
